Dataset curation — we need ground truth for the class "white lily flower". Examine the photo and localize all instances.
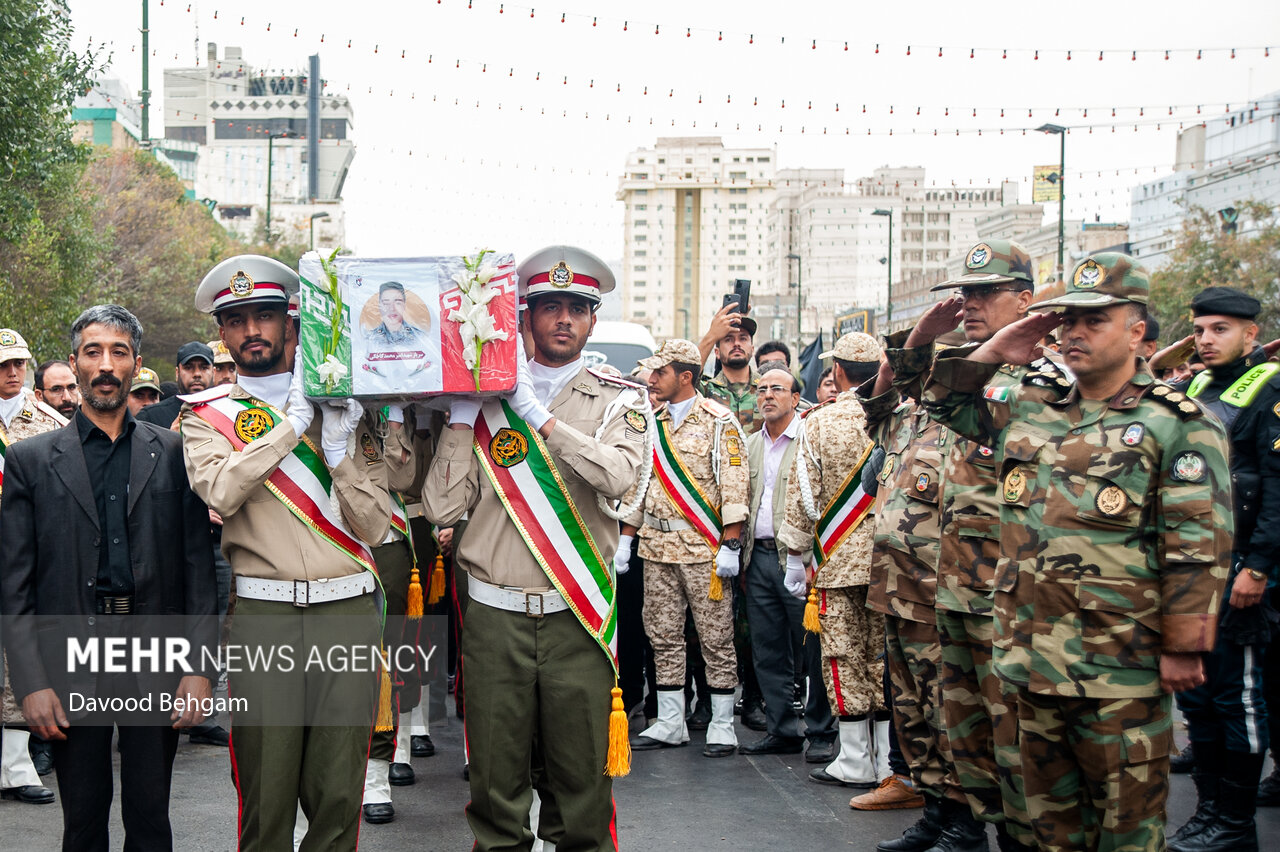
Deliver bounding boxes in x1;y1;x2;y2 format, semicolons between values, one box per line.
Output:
475;262;497;285
317;354;350;386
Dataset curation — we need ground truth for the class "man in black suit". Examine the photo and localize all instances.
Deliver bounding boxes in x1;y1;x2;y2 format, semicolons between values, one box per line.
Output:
0;305;217;852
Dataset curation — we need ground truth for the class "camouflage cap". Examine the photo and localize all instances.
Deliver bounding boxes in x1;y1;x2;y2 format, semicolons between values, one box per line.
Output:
819;332;883;363
638;338;702;370
207;339;234;365
0;328;32;364
131;367;161;393
1031;252;1149;310
931;239;1035;291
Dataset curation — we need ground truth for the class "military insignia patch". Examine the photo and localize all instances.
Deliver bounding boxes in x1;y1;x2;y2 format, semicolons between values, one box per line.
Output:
490;427;529;467
1272;401;1280;419
966;243;992;269
234;407;274;442
915;473;930;492
359;432;381;464
1171;452;1207;483
229;270;255;297
1003;466;1028;502
625;410;648;432
727;435;741;456
0;330;15;346
880;453;897;483
978;446;994;457
1073;259;1102;289
1122;423;1145;445
983;386;1011;403
1096;484;1128;516
549;261;574;288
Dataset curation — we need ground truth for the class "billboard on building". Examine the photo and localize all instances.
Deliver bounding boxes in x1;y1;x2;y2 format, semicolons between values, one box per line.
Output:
1033;165;1062;202
834;307;873;337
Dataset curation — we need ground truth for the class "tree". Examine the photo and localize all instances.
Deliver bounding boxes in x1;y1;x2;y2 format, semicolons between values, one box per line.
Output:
1148;200;1280;342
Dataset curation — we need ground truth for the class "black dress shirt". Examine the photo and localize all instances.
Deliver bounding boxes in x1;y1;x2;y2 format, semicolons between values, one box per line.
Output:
75;409;137;595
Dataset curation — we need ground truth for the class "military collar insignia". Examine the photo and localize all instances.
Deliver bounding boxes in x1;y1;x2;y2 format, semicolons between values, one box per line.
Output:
230;270;255;297
548;261;574;288
1074;259;1102;289
966;243;992;269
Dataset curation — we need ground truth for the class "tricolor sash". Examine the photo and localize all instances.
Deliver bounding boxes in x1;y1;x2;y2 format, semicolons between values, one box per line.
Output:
813;443;875;567
651;418;723;552
390;493;415;559
472;400;618;672
187;395;377;575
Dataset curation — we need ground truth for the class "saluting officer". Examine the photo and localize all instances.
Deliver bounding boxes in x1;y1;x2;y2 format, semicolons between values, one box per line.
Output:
181;255;391;852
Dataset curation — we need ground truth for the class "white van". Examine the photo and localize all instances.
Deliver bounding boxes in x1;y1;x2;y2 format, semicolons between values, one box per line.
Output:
582;321;658;375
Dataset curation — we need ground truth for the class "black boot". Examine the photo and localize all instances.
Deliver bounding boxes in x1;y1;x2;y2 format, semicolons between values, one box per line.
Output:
1170;751;1263;852
922;798;988;852
877;793;943;851
1170;743;1196;774
1170;742;1223;845
1258;753;1280;806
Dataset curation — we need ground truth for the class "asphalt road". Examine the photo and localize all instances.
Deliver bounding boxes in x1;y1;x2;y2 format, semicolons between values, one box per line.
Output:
2;712;1278;850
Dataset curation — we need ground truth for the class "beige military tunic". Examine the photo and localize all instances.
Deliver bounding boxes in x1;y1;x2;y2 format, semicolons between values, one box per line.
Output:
1;390;68;723
423;367;646;590
180;385;391;580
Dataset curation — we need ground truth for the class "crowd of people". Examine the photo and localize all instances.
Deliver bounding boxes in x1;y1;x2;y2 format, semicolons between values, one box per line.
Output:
0;237;1276;852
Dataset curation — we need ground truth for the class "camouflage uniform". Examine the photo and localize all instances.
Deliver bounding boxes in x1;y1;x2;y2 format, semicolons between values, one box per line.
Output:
702;368;761;436
922;335;1233;852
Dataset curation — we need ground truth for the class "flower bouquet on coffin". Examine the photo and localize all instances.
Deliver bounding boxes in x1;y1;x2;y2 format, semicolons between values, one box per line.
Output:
449;249;510;392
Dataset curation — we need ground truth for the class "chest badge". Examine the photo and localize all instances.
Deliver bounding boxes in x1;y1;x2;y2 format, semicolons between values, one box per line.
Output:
625;409;648;432
915;473;930;492
880;453;897;484
359;432;381;464
234;407;274;442
1171;451;1207;483
1095;485;1128;516
1003;466;1028;502
490;427;529;467
1122;423;1145;446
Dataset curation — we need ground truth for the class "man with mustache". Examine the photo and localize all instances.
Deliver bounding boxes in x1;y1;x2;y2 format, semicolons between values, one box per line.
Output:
33;360;79;419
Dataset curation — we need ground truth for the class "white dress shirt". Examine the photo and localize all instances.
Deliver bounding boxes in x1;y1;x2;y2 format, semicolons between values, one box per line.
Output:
753;413;800;539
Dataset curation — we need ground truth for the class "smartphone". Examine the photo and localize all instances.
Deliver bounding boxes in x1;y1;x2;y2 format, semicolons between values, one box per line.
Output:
733;279;751;316
722;293;742;312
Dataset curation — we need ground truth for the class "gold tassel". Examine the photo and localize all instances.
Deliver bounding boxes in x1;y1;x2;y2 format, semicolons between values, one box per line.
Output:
803;587;822;634
374;668;395;732
605;686;631;777
428;553;446;605
407;566;424;621
708;569;723;602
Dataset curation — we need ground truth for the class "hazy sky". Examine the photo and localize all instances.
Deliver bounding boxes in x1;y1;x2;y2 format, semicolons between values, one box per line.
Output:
69;1;1280;259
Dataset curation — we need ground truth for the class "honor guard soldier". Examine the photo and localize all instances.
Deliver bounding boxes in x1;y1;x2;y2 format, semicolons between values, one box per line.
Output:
0;328;64;806
779;333;895;790
181;255;392;852
424;246;651;851
620;339;750;758
921;253;1234;852
1169;286;1280;852
888;239;1040;851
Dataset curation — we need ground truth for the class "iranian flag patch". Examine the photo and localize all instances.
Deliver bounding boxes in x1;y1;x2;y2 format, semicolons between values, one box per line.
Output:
983;386;1011;403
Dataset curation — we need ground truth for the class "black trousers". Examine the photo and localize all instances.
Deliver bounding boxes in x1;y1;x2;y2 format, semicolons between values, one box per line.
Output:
51;724;180;852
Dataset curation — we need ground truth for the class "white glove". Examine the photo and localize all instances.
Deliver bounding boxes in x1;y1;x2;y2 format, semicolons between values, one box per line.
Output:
449;397;482;428
321;398;364;466
285;358;314;439
613;534;634;576
715;544;741;579
385;403;406;424
784;553;809;599
507;343;552;430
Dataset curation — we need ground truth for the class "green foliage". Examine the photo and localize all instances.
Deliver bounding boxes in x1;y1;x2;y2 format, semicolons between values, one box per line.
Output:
1148;201;1280;342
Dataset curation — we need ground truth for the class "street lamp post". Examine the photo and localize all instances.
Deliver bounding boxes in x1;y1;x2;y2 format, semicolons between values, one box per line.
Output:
265;130;298;242
309;212;330;250
1037;124;1067;283
872;209;893;331
786;252;803;353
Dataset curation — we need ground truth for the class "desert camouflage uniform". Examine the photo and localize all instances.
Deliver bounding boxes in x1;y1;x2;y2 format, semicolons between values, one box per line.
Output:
888;340;1032;839
1;390;68;724
778;388;892;718
625;394;749;690
702;368;761;436
865;393;966;804
922;353;1233;852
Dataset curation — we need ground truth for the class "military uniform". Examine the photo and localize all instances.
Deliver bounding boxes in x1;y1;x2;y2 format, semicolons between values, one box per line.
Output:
626;366;750;753
182;255;391;852
0;344;66;805
366;322;426;349
779;333;894;789
703;367;761;435
425;245;648;852
921;257;1234;852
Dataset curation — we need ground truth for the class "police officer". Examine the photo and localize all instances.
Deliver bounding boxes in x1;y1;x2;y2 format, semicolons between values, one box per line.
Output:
779;332;894;790
921;253;1234;852
424;245;650;851
181;255;391;852
1169;286;1280;851
622;339;750;758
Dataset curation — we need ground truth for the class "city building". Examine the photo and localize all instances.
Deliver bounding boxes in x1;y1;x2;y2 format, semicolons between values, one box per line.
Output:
163;43;353;247
1129;95;1280;269
73;77;202;194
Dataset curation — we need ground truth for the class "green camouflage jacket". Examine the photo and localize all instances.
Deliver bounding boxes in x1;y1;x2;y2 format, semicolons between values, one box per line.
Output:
703;368;761;435
921;354;1233;699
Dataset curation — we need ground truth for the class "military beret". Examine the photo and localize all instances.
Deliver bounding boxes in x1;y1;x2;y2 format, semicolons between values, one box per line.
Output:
1191;286;1260;320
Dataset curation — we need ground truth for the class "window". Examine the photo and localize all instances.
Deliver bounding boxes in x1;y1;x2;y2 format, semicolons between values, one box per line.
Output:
658;158;665;164
685;157;692;164
634;219;648;227
632;172;649;180
635;295;647;303
759;156;771;162
729;171;747;180
634;204;647;211
634;235;647;242
634;189;648;196
634;265;647;273
635;250;647;257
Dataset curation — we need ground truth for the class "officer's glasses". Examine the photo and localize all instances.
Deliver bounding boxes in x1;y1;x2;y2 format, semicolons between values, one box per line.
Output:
758;384;795;396
957;285;1024;302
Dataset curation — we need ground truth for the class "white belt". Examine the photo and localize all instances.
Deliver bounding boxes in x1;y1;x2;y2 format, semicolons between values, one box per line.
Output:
468;575;569;617
235;573;376;607
644;512;692;533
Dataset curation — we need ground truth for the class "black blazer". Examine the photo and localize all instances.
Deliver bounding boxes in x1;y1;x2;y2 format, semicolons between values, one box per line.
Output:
0;419;216;710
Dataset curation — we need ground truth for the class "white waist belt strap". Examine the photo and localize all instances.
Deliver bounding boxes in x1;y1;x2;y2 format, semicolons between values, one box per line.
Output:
644;512;693;533
236;573;375;607
468;575;570;617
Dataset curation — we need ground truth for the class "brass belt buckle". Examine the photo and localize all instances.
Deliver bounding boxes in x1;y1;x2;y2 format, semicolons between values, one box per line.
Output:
292;579;310;607
525;592;545;618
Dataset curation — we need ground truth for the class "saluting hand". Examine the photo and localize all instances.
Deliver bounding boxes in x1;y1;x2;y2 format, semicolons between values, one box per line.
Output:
971;312;1065;366
904;296;965;348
